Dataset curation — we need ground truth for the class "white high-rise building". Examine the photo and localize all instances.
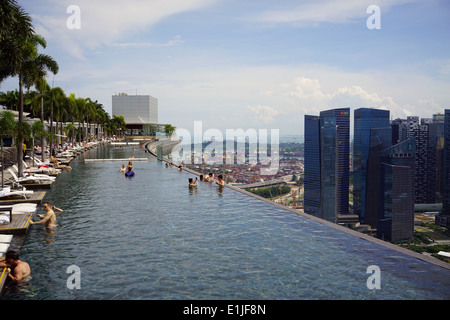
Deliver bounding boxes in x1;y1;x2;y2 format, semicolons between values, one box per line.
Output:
112;93;161;135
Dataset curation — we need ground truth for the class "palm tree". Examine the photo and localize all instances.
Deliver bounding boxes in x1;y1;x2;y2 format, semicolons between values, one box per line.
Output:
164;124;176;137
0;110;15;189
0;0;33;42
0;90;19;110
66;93;78;143
1;32;58;176
47;86;64;154
75;97;86;142
30;120;44;166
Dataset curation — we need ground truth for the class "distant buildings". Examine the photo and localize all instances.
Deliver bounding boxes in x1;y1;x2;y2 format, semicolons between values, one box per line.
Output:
304;107;450;242
437;109;450;227
353;108;390;224
112;93;164;135
377;138;416;241
304;108;350;223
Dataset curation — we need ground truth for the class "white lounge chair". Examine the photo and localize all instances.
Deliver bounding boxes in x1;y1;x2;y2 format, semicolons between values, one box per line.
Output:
17;163;60;177
0;187;33;199
0;235;13;243
0;203;37;214
7;168;55;185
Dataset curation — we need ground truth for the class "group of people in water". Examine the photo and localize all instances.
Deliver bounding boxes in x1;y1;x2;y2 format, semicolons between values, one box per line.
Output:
119;160;134;174
163;162;225;188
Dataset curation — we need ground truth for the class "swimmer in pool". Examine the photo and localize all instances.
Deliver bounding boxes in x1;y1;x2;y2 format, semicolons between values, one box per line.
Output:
188;177;198;187
120;164;126;173
0;250;31;283
214;174;225;187
30;201;63;229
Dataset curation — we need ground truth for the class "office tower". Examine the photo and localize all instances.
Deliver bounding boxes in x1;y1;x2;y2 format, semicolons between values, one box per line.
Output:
304;115;321;217
304;108;350;223
437;109;450;227
427;114;445;201
391;118;407;145
353;108;390;224
377;139;415;242
365;126;392;229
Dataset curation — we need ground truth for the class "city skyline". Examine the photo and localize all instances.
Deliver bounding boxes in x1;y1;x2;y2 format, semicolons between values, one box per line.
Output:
0;0;449;136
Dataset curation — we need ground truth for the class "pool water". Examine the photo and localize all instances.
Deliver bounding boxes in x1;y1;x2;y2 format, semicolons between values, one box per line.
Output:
2;145;449;300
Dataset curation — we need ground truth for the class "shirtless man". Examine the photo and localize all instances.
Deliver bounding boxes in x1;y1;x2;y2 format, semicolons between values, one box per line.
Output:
0;250;31;283
30;201;63;229
214;174;225;187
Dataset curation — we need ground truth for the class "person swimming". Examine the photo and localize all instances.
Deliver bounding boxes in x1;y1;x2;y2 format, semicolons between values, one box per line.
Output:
188;177;198;187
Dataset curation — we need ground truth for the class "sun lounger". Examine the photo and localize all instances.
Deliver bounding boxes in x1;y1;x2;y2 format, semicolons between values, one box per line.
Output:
0;187;33;199
18;163;60;176
7;168;55;185
0;235;13;243
0;243;10;256
0;203;37;214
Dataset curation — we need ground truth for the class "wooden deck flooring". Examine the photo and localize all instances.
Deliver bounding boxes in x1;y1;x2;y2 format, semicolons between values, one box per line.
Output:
0;213;34;234
0;191;46;205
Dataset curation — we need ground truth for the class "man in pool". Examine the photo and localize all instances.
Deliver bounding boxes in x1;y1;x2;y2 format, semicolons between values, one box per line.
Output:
0;250;31;283
189;177;198;187
214;174;225;187
30;201;63;229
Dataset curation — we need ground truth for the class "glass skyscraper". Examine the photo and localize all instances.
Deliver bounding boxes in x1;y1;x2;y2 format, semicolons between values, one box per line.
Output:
353;108;390;224
438;109;450;227
377;139;416;242
304;115;321;217
304;108;350;223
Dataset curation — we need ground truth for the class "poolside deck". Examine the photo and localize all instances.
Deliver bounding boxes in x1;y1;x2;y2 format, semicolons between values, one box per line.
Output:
18;181;53;190
0;191;46;205
0;213;34;234
0;267;8;296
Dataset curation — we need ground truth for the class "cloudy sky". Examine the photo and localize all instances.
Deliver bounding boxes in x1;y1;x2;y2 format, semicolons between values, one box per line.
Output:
1;0;450;137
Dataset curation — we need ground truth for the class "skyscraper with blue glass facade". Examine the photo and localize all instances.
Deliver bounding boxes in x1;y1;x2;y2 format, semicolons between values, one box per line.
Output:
353;108;390;225
304;115;321;217
304;108;350;223
437;109;450;227
377;139;415;241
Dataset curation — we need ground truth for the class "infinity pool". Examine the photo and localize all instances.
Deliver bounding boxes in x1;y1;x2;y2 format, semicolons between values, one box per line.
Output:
2;144;449;300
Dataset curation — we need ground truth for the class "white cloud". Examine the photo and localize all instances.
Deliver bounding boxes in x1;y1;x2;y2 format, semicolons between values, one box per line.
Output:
252;0;416;26
247;104;281;123
31;0;219;58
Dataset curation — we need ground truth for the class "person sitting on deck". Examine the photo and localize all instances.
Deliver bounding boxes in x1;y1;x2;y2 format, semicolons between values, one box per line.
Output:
50;155;72;171
0;250;31;283
30;201;63;229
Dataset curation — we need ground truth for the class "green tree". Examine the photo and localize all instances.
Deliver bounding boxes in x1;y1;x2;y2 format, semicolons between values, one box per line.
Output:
0;110;15;189
1;31;58;176
30;120;44;166
164;124;176;137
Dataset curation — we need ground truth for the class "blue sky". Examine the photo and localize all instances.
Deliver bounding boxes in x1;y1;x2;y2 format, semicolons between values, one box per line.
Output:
1;0;449;136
